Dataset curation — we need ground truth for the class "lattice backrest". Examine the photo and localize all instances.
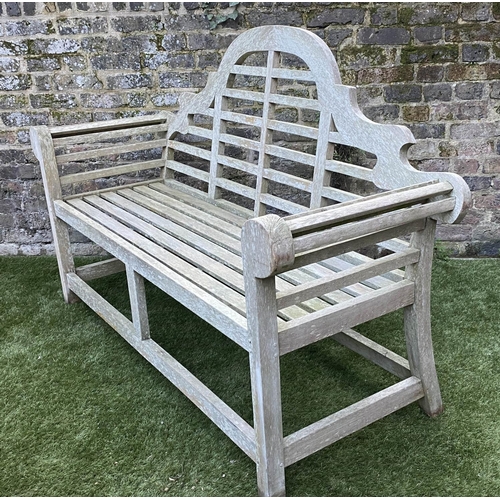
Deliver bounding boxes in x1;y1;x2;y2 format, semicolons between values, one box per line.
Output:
165;26;469;223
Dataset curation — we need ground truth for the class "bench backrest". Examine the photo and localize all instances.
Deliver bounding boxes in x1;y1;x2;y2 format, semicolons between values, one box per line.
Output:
165;25;432;219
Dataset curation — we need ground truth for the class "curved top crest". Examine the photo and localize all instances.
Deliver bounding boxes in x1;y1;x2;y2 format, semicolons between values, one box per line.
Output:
167;25;470;223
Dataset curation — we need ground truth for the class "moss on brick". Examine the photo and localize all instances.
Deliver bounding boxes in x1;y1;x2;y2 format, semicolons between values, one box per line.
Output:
401;45;459;64
339;45;387;68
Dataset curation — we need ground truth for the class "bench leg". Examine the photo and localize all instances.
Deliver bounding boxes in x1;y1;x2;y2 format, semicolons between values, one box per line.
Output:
247;276;286;497
52;218;79;304
404;218;443;417
126;266;150;340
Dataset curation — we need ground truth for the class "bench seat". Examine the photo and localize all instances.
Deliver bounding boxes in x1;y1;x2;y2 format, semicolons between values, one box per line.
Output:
58;176;420;372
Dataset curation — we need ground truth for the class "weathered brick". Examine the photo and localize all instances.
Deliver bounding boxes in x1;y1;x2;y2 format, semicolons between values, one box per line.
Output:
445;23;500;42
483;157;500;173
246;7;302;27
30;93;77;109
27;56;61;72
111;15;162;32
438;141;458;158
324;28;352;47
23;2;36;15
417;158;450;172
0;57;19;72
144;53;195;70
490;82;500;99
456;139;494;157
164;14;210;31
307;8;365;28
0;74;31;91
1;112;49;127
107;74;153;89
357;65;413;85
121;35;159;53
462;44;490;62
452;158;480;174
414;26;442;43
0;94;28;109
370;5;397;25
409;123;445;139
80;93;128;109
187;33;236;50
339;46;388;70
81;36;122;53
90;53;141;71
461;3;491;21
450;122;499;140
464;175;492;191
6;2;21;16
456;82;484;100
357;27;410;45
400;3;459;25
416;65;444;83
363;104;400;122
161;33;187;51
0;40;28;55
151;93;178;107
435;101;487;121
384;84;422;103
445;63;488;81
159;72;208;89
423;84;452;102
402;105;429;122
29;38;81;55
57;17;108;35
436;224;473;242
401;45;458;64
57;3;73;12
4;19;54;36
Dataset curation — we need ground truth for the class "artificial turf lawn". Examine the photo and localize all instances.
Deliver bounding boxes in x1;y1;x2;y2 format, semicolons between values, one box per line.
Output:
1;255;500;496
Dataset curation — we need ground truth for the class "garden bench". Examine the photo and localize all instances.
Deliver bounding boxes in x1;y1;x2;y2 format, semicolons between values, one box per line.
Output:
31;25;470;496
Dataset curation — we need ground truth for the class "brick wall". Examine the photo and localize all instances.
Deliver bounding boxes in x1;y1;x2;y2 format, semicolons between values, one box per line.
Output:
1;2;498;256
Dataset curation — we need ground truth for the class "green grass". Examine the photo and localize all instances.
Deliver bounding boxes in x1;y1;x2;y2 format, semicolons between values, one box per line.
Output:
1;256;500;496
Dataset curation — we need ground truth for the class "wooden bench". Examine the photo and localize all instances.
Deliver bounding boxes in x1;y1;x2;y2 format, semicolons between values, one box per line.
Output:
30;25;471;496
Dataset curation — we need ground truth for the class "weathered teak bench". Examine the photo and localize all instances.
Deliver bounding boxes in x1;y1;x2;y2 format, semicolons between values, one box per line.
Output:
31;26;471;496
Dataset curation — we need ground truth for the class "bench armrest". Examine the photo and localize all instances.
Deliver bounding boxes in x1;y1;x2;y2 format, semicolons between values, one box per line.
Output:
241;180;458;280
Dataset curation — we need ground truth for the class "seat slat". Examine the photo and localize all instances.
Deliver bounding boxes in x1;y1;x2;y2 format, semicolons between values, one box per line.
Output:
120;187;241;251
67;197;249;315
100;192;243;272
153;181;250;225
83;195;247;295
54;199;250;349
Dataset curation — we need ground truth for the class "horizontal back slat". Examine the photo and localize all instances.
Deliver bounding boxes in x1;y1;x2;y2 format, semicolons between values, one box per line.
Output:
56;139;165;164
53;123;169;147
60;159;165;186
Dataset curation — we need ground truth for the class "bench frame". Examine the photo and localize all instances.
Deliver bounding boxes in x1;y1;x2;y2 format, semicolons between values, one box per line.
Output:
31;26;471;496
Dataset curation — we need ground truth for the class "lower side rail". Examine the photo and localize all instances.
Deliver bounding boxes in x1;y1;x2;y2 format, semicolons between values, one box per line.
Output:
283;376;423;467
67;272;257;462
